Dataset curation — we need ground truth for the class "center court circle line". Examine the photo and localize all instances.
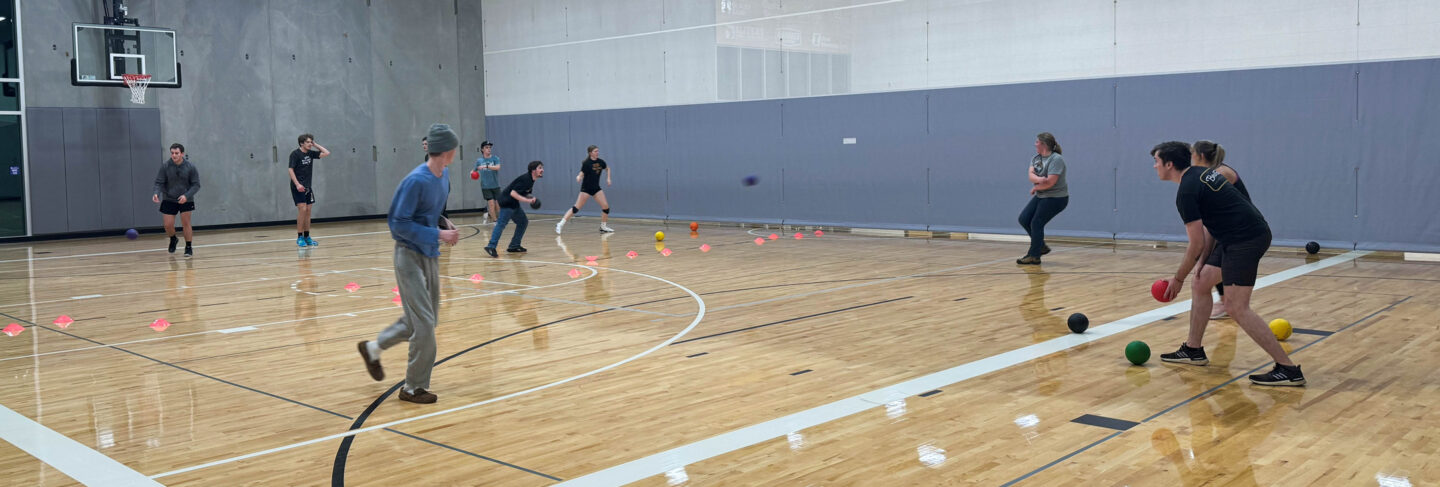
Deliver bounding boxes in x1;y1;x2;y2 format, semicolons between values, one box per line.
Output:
148;262;707;480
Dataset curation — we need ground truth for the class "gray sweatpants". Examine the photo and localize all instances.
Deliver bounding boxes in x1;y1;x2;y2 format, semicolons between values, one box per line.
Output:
376;244;441;391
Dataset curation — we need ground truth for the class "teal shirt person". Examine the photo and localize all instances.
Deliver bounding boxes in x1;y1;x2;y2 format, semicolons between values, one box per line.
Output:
477;155;501;189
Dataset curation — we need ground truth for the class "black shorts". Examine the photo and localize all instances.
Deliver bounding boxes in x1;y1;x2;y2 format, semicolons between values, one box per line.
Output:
1205;241;1224;268
159;200;195;215
291;186;316;205
1217;230;1271;287
482;188;500;200
581;185;602;196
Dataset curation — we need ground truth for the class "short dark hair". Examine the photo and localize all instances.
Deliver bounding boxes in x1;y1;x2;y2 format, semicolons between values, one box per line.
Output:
298;134;314;146
169;143;185;153
586;145;598;154
481;141;493;148
1150;141;1191;170
528;160;544;172
421;136;427;142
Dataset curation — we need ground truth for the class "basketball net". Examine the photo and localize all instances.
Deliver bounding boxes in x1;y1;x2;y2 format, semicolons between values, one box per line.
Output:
121;74;152;104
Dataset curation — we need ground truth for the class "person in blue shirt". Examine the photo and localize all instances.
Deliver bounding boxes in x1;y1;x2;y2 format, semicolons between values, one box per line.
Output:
356;123;462;404
476;141;502;224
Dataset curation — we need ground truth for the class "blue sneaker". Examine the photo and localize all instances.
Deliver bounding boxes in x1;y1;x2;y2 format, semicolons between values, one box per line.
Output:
297;237;307;248
305;236;319;247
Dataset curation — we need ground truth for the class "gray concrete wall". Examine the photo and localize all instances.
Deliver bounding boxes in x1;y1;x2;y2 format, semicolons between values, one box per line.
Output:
20;0;485;235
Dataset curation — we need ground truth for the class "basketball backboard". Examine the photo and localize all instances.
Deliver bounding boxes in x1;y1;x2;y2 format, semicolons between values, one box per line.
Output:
71;23;181;88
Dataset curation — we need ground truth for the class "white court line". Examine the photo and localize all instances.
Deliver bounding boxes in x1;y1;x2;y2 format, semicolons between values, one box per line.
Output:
0;404;161;486
554;251;1370;486
0;229;393;264
148;265;707;480
0;219;560;265
0;261;600;363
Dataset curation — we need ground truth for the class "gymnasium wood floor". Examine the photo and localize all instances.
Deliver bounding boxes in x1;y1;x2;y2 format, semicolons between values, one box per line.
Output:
0;214;1435;486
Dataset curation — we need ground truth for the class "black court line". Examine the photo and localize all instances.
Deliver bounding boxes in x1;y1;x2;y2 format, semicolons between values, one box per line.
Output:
1071;414;1139;431
167;332;374;365
137;308;170;314
0;311;542;481
1050;307;1065;311
331;310;610;485
918;389;942;398
200;302;229;307
1000;296;1411;486
381;429;561;481
257;296;283;300
1162;316;1177;321
790;369;813;376
1291;328;1333;337
953;297;968;302
670;296;914;345
686;352;709;358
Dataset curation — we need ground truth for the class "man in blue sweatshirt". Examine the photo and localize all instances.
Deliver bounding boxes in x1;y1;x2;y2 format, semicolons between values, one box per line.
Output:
356;123;461;404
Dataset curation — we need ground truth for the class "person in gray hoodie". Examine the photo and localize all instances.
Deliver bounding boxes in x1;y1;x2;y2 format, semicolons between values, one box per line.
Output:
152;143;201;257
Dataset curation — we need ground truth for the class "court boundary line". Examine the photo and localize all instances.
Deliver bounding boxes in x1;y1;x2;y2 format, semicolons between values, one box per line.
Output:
147;264;707;480
0;403;163;486
550;250;1370;486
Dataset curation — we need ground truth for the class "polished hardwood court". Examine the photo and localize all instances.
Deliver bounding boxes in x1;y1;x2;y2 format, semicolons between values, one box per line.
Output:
0;215;1435;486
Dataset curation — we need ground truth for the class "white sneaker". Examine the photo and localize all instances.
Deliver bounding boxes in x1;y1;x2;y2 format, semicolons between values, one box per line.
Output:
555;219;566;234
481;213;489;225
599;223;614;233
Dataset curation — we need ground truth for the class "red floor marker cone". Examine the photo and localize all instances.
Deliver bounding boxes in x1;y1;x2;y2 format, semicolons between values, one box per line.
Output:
768;233;778;240
149;319;171;332
661;248;673;257
568;268;582;278
627;251;638;259
53;315;75;328
344;282;361;293
814;230;824;236
3;323;22;337
755;238;765;245
470;274;484;283
794;232;804;239
700;244;711;252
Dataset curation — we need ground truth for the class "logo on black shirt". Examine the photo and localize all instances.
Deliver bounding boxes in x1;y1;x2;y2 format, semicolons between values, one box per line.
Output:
1201;169;1228;192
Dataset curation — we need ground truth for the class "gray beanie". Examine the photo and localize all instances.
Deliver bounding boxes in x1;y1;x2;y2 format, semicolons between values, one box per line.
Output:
426;123;459;153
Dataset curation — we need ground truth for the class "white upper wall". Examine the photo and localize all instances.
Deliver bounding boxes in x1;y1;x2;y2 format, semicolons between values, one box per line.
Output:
482;0;1440;115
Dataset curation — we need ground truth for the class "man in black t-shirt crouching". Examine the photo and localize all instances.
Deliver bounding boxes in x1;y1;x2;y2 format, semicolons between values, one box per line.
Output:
1150;141;1304;386
486;161;544;257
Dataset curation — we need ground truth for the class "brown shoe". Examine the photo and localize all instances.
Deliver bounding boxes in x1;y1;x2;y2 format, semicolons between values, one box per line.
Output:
357;341;384;381
399;388;437;404
1016;255;1042;265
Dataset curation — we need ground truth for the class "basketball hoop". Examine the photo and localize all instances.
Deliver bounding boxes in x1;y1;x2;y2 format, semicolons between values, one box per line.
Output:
121;73;152;104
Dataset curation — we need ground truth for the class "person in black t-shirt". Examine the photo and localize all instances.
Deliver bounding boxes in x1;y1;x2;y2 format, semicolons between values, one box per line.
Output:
486;161;544;257
288;133;331;247
555;145;614;234
1150;141;1304;386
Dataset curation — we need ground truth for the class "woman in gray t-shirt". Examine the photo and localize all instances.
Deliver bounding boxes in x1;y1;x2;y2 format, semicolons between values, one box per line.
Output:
1017;132;1069;265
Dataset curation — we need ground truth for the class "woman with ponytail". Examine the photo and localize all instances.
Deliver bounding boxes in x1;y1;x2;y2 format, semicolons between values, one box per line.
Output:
1017;132;1069;265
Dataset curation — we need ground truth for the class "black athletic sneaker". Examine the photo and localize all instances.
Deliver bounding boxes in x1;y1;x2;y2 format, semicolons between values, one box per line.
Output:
1016;255;1041;265
1041;245;1052;255
184;244;193;258
484;247;498;258
1160;343;1209;366
168;236;179;253
1249;364;1306;386
507;246;527;253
